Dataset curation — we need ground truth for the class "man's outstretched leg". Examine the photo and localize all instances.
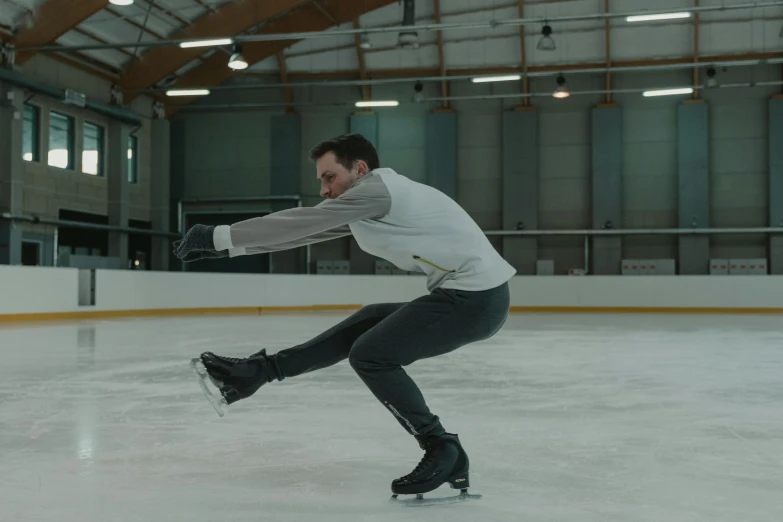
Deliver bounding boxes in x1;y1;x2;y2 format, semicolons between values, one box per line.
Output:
199;302;406;405
347;282;510;496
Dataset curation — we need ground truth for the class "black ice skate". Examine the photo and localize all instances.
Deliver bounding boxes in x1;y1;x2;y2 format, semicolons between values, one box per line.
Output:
190;348;278;417
389;433;482;506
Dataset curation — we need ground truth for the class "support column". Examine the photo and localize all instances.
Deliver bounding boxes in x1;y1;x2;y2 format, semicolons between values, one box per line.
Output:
426;110;457;199
591;105;623;274
348;112;378;274
502;108;538;275
108;120;130;267
0;83;24;265
269;114;302;273
150;118;170;271
677;101;710;274
770;97;783;274
169;118;186;271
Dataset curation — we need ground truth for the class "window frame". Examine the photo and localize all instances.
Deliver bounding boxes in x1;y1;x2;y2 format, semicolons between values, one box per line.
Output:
22;103;41;163
48;110;75;170
128;134;139;184
82;120;105;177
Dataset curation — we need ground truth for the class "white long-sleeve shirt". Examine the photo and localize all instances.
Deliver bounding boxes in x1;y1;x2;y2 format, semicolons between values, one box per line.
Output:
213;168;516;292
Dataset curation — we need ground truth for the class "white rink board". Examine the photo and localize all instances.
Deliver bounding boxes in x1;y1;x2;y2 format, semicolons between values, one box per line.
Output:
1;265;783;315
0;266;78;314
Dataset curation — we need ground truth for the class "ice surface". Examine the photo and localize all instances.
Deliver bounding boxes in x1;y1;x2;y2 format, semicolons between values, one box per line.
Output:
1;313;782;522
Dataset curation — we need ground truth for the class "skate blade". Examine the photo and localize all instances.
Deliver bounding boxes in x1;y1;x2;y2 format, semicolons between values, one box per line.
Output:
389;490;482;507
190;358;228;418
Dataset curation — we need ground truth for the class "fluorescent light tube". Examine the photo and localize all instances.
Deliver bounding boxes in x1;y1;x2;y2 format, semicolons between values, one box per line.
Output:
166;89;211;96
642;87;694;97
626;12;691;22
471;75;522;83
355;100;399;107
179;38;233;49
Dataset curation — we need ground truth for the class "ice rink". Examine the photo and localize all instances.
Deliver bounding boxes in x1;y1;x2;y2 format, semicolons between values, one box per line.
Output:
1;312;782;522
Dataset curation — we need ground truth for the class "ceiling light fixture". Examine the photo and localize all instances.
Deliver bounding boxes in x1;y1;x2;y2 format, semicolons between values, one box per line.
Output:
626;12;691;22
166;89;211;96
109;0;134;5
642;87;694;97
179;38;233;49
472;74;522;83
537;24;556;51
228;44;248;70
355;100;399;107
552;74;570;98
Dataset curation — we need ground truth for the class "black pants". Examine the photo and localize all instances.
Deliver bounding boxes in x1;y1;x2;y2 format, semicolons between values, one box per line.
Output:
271;281;510;438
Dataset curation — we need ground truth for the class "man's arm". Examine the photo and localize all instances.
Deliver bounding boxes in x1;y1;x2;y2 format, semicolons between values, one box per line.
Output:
213;176;390;252
227;225;352;257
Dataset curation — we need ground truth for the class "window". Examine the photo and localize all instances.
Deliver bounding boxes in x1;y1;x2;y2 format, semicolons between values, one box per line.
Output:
48;111;74;169
128;135;138;184
82;122;104;176
23;104;40;162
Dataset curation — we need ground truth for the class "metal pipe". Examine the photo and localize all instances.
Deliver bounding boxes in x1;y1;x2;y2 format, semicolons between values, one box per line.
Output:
176;80;783;111
483;227;783;236
17;1;783;52
140;56;783;94
0;67;142;126
180;195;302;204
1;213;179;238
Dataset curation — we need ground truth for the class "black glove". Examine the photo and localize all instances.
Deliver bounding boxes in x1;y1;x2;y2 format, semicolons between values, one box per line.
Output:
177;248;229;263
173;224;216;260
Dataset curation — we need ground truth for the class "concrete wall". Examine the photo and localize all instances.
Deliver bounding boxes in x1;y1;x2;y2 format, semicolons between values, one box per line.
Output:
9;55;156;266
172;66;782;275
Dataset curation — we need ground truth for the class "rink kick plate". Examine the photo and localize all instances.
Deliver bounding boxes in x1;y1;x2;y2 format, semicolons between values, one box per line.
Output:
190;358;228;418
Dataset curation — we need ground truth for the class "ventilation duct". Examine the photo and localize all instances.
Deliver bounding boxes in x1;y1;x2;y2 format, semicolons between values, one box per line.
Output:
0;67;142;126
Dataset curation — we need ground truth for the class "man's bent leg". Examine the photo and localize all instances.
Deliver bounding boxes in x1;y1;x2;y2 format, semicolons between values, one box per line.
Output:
272;302;406;380
348;283;510;437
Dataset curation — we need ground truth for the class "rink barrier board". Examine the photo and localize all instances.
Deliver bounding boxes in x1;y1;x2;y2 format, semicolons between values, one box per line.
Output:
0;305;365;323
1;305;782;323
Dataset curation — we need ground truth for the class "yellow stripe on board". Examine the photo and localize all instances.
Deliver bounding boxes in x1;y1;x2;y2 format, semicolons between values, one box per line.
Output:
509;306;783;314
0;305;781;324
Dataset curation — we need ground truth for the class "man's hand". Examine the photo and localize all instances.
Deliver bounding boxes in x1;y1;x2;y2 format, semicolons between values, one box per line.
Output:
177;248;229;263
173;224;218;260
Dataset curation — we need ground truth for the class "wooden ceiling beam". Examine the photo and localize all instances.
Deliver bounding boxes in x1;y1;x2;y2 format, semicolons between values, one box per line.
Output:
120;0;311;94
164;0;398;110
13;0;108;65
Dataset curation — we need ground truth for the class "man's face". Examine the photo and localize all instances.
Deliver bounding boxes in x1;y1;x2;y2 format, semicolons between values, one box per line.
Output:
316;151;368;199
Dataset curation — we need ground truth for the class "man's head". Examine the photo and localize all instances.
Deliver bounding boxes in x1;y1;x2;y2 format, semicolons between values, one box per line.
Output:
309;133;380;199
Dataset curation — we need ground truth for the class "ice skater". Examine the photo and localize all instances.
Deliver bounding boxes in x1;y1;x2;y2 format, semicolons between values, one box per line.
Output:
174;133;515;505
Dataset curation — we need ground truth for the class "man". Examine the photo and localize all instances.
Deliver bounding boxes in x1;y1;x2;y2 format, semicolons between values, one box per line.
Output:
175;133;515;502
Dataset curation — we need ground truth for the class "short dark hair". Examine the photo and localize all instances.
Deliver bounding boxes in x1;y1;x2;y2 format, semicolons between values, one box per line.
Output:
309;133;380;171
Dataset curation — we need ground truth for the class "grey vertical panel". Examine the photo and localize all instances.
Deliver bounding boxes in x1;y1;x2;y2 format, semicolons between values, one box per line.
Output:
150;119;171;271
169;118;186;270
270;115;302;196
107;121;130;266
0;84;23;265
270;114;302;273
592;106;623;274
502;109;538;275
678;102;710;274
349;113;379;274
349;113;378;148
426;111;457;199
770;99;783;274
